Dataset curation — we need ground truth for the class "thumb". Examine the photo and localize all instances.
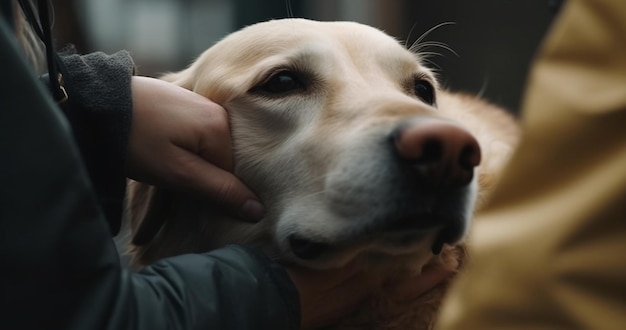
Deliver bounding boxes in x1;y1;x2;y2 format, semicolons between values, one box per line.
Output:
170;147;265;222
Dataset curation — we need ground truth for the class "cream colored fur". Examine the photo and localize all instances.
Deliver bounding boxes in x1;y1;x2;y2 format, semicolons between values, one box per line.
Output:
127;19;519;329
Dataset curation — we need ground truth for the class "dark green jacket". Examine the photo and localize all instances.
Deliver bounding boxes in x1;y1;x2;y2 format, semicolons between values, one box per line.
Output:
0;4;299;329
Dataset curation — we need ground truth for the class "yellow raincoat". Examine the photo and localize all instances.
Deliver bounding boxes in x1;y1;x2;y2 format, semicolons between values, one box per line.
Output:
437;0;626;329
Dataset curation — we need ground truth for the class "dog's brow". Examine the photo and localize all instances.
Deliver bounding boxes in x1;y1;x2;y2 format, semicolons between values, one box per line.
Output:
253;46;328;79
377;51;429;81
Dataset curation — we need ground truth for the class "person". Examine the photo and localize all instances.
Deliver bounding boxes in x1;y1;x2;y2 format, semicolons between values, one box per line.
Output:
0;1;452;329
436;0;626;328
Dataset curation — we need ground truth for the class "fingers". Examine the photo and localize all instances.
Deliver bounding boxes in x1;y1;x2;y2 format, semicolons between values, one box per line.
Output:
289;263;456;329
169;106;264;221
305;270;381;327
388;265;456;301
190;101;235;172
128;76;265;221
169;148;265;222
288;265;382;329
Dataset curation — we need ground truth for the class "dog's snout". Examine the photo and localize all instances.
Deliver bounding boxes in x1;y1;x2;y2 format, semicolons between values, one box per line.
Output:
393;119;481;187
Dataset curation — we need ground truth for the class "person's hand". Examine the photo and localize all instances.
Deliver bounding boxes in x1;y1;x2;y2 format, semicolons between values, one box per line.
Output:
287;262;455;329
127;76;264;221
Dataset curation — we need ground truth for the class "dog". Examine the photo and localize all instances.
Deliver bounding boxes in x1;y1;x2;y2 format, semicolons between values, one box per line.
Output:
126;18;519;329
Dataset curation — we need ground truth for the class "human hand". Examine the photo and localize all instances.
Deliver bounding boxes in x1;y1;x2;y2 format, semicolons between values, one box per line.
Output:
287;262;455;329
126;76;264;221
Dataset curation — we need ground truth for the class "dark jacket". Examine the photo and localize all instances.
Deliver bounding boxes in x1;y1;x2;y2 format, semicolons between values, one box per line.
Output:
0;4;299;330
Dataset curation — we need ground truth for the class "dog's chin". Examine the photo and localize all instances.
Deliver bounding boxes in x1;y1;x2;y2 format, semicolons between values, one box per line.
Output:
281;227;442;270
274;208;469;269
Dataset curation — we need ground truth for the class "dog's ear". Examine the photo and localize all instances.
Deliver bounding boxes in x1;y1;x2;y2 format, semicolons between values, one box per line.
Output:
127;181;172;246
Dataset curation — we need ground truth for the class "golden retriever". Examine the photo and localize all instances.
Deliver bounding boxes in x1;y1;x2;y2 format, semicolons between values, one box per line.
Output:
126;18;519;329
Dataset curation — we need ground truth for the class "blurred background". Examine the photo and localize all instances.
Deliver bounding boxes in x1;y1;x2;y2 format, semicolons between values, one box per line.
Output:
52;0;558;114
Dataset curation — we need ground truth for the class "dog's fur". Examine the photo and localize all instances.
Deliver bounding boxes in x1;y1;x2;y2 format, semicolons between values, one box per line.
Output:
126;19;519;329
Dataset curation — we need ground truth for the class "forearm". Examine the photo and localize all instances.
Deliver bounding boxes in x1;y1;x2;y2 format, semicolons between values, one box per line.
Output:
110;246;300;330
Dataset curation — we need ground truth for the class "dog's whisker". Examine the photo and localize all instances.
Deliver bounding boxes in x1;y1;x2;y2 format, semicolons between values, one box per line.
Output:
411;41;459;58
413;22;456;46
421;58;443;72
410;42;459;60
476;77;489;99
417;51;445;60
285;0;294;18
409;23;459;68
411;41;447;52
410;41;442;52
404;22;419;49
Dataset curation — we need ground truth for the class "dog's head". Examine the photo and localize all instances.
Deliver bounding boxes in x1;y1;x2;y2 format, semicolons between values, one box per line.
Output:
128;19;518;270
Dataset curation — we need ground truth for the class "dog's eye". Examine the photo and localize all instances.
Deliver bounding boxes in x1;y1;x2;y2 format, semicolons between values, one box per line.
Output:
254;71;305;96
413;79;435;106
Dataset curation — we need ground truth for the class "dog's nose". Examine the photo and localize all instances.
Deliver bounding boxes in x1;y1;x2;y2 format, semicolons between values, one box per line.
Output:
393;118;481;187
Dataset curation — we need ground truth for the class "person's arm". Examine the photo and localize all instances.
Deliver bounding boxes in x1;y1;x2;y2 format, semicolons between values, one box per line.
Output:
0;16;298;330
112;246;299;330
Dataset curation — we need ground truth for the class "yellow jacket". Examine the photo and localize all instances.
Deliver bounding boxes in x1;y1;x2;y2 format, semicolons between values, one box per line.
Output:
437;0;626;329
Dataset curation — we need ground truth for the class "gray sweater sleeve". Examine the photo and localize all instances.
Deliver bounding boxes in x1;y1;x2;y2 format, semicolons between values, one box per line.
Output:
60;50;135;234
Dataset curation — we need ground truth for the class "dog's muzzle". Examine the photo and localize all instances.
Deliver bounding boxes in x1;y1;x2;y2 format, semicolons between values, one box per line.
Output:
288;117;481;261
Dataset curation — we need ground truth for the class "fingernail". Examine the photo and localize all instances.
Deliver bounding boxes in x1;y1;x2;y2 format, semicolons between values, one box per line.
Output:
240;199;265;222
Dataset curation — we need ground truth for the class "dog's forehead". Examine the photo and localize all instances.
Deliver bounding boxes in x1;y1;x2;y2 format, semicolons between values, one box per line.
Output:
212;18;417;66
241;19;399;43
